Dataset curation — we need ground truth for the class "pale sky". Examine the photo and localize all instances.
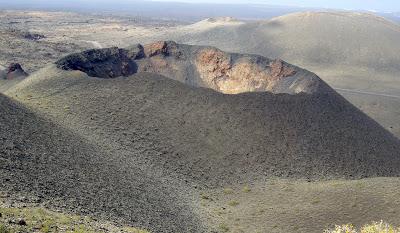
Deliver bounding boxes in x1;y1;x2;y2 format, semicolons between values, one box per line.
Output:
150;0;400;12
1;0;399;13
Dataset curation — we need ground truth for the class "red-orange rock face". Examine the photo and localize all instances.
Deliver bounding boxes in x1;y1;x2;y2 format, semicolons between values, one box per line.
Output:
269;59;296;80
144;41;168;57
56;41;323;94
194;48;298;94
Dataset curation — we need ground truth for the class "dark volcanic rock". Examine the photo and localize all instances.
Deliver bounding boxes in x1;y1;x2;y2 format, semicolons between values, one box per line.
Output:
8;29;46;41
8;63;26;74
11;69;400;184
17;219;27;226
4;63;28;79
125;44;145;59
0;93;205;232
22;32;45;41
56;47;143;78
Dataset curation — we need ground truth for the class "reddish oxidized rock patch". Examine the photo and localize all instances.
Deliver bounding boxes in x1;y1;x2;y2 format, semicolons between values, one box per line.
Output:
195;48;298;94
144;41;168;57
195;48;232;89
143;41;183;59
269;59;296;80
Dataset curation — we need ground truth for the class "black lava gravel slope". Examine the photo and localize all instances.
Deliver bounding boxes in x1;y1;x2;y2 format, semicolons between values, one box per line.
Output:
0;93;206;233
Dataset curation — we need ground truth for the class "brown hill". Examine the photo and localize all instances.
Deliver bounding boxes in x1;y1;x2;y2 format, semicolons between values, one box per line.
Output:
169;12;400;72
0;93;206;233
3;42;400;232
150;11;400;138
8;42;400;184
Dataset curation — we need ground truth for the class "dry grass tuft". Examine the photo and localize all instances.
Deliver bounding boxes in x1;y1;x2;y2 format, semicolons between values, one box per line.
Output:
242;186;251;193
227;200;239;207
223;188;234;195
0;205;149;233
324;221;400;233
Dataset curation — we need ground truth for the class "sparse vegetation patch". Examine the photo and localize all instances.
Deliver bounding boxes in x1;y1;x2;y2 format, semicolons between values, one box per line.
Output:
324;221;400;233
0;203;149;233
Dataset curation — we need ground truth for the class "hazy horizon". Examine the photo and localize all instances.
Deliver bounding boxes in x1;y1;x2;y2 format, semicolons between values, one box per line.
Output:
1;0;400;13
152;0;400;12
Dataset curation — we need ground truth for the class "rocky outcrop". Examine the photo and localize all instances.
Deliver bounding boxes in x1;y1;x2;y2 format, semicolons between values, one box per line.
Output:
143;41;168;57
22;32;45;41
8;63;25;73
8;29;46;41
195;47;232;90
56;41;327;94
56;46;143;78
269;59;297;80
3;63;28;79
194;48;302;94
143;41;183;58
